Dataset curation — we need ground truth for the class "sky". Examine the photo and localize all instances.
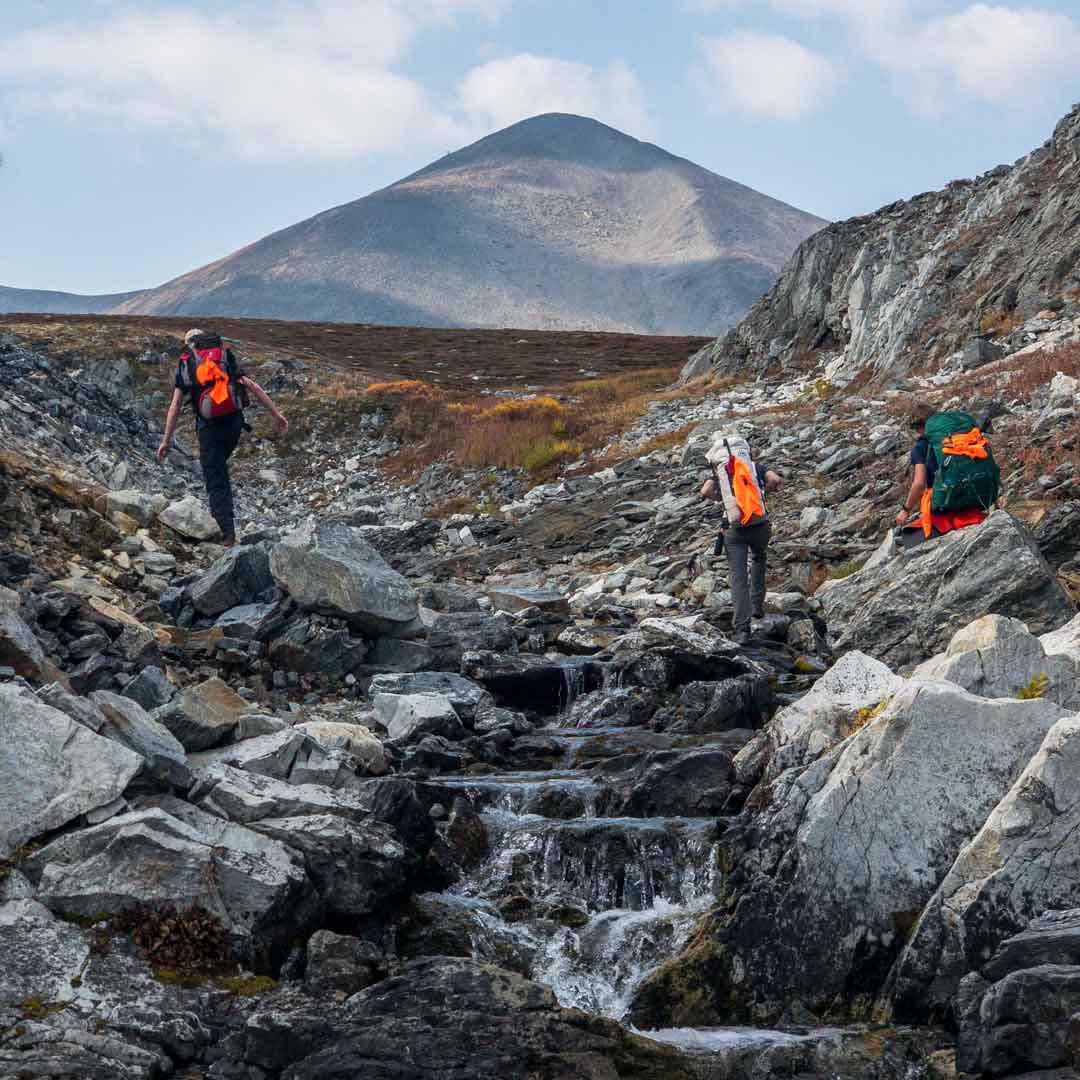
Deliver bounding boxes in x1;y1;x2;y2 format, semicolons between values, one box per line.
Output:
1;0;1079;295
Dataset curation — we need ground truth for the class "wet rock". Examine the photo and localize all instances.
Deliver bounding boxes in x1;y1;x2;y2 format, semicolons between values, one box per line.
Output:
373;692;465;744
891;714;1080;1020
190;543;275;616
159;494;221;541
0;684;141;857
426;610;516;668
598;747;735;816
305;929;385;995
661;675;774;735
462;651;604;714
818;513;1075;669
278;958;695;1080
155;676;247;752
23;806;310;966
270;519;419;637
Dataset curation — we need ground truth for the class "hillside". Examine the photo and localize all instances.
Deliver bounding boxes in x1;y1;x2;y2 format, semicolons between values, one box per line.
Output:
688;103;1080;383
4;114;825;335
0;285;140;315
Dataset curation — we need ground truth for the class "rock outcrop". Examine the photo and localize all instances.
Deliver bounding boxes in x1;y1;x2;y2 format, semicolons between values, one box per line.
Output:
690;103;1080;383
818;512;1074;669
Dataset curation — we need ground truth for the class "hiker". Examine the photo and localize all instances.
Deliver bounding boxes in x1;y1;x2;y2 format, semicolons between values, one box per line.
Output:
700;435;784;645
895;402;999;548
156;329;288;546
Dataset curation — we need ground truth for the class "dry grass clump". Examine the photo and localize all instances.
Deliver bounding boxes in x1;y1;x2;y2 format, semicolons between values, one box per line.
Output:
358;365;685;479
999;342;1080;401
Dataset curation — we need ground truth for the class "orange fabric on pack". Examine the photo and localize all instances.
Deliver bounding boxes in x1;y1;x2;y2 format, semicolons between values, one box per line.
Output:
196;352;231;406
731;457;765;525
921;488;934;538
942;427;989;460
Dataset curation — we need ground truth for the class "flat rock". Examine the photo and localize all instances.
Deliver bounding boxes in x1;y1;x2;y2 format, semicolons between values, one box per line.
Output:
368;672;493;722
373;692;466;744
90;690;191;789
296;720;388;776
818;512;1075;669
159;676;248;751
0;684;142;857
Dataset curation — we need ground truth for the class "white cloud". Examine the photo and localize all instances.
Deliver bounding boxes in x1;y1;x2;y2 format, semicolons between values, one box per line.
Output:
698;31;839;118
0;1;504;160
457;54;654;138
691;0;1080;115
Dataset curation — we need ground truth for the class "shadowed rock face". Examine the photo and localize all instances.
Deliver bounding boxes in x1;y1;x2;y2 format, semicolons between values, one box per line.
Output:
15;114;824;335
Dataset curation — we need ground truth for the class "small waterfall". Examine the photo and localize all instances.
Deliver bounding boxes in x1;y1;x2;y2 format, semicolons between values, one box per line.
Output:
559;662;587;711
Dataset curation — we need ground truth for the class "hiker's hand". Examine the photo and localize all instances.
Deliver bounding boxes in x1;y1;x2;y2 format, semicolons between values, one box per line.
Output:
273;413;289;435
895;508;909;527
156;441;169;463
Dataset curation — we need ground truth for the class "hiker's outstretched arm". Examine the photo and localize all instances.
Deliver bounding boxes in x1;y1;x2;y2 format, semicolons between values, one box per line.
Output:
239;376;289;434
896;464;928;526
157;389;183;462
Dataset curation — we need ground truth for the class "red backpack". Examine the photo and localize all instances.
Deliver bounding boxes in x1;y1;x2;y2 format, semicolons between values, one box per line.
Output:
179;333;247;421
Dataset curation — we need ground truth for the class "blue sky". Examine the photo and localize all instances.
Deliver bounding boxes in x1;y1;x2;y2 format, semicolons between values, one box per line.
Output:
2;0;1079;294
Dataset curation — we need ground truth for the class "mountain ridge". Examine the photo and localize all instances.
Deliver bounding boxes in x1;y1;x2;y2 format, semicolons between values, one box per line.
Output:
5;114;825;334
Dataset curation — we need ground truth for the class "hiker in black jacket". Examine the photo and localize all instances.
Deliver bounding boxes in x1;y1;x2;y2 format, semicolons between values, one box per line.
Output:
157;329;288;546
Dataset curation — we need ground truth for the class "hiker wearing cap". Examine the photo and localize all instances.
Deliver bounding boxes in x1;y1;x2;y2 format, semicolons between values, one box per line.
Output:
700;434;784;645
895;401;999;548
157;329;288;546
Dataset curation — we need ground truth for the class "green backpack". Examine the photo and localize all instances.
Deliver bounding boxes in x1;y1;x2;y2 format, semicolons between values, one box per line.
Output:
923;411;1001;513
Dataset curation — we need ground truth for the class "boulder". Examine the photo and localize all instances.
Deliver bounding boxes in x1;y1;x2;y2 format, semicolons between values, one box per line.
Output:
121;665;175;711
269;520;419;637
295;721;387;776
891;715;1080;1020
249;814;407;916
913;613;1080;707
159;676;248;751
189;543;275;617
818;513;1075;669
23;806;310;964
268;617;370;678
368;672;493;723
630;680;1065;1026
597;747;735;817
366;637;436;673
740;650;906;786
190;728;360;791
90;691;191;789
159;495;221;542
104;490;165;528
955;913;1080;1077
373;692;465;744
215;601;282;640
0;609;48;680
0;684;141;857
485;587;570;616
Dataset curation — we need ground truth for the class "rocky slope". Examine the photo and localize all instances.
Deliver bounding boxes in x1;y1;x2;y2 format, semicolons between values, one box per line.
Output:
4;115;825;335
5;315;1080;1078
686;103;1080;384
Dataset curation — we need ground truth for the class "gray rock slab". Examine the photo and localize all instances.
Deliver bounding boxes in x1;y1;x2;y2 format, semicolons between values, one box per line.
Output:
270;519;418;637
90;691;191;790
0;684;141;858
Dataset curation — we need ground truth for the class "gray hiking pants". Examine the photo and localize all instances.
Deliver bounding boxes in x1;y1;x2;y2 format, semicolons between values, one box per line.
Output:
723;522;771;634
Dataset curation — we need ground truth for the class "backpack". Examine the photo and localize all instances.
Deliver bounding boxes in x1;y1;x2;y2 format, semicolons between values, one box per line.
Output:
179;333;247;422
705;433;767;527
924;410;1000;513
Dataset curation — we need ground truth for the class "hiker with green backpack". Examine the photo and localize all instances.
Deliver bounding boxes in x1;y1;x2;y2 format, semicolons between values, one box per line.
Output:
895;402;1001;546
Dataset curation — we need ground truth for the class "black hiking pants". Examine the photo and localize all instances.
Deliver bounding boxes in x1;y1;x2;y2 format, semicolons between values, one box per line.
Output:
723;521;771;635
198;413;245;542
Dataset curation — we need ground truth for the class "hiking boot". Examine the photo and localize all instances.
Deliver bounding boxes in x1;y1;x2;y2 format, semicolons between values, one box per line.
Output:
221;536;236;549
733;629;752;646
752;608;765;620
